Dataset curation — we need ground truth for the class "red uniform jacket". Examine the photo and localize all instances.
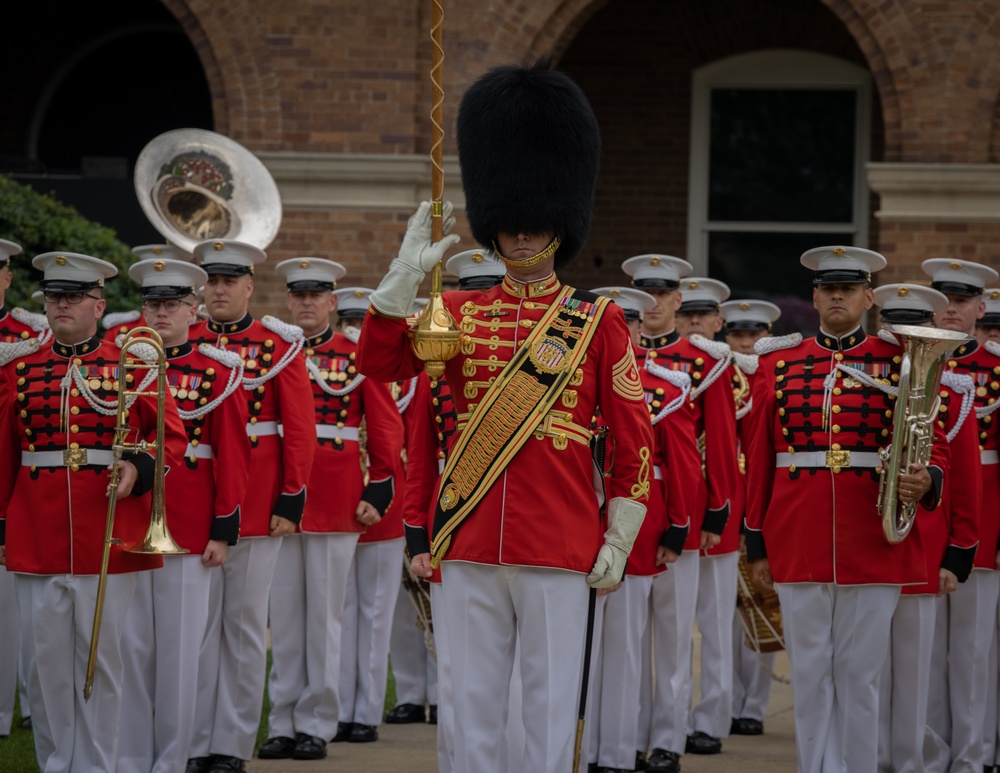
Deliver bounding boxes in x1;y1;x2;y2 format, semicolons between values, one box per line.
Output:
358;377;412;544
744;327;947;585
191;313;316;536
903;376;980;595
102;310;144;343
0;306;48;344
400;373;459;582
357;274;654;573
0;334;186;574
947;339;1000;571
627;356;700;576
636;331;740;553
164;341;251;551
299;326;403;534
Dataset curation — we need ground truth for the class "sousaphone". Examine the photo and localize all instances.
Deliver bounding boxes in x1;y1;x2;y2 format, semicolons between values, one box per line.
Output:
134;128;282;252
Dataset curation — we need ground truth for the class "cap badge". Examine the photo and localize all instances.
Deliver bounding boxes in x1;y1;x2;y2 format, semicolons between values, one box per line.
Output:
300;260;310;268
213;241;224;251
950;262;961;270
740;302;750;311
154;261;165;271
56;256;67;266
992;290;1000;299
649;257;661;266
897;287;909;296
609;289;620;297
688;280;698;289
832;247;846;256
472;252;484;263
353;290;364;298
153;246;163;255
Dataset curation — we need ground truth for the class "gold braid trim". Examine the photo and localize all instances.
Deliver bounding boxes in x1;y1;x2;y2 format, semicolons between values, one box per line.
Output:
493;236;562;269
629;446;651;500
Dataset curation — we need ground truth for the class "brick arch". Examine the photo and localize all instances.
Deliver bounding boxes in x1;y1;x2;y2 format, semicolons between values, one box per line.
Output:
160;0;282;149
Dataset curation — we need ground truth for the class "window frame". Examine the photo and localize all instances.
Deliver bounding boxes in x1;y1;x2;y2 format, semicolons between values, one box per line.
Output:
686;49;873;274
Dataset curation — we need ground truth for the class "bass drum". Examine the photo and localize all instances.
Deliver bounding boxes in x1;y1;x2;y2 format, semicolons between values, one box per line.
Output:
736;544;785;654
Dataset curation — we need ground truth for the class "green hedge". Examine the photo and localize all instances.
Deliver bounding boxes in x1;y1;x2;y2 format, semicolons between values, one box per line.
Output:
0;176;141;313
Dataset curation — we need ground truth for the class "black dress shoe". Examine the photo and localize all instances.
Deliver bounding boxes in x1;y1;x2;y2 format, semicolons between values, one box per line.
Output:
331;721;353;743
385;702;426;724
428;704;438;725
19;716;31;730
635;750;649;770
596;768;630;773
258;736;296;759
208;756;245;773
292;733;327;760
185;757;215;773
731;717;764;736
645;748;681;773
348;723;379;743
686;731;722;755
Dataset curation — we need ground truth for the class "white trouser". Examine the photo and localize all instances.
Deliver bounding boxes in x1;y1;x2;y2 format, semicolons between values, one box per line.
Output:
190;536;283;760
389;577;438;706
16;572;138;773
876;593;936;773
989;592;1000;766
339;538;405;727
778;582;899;773
597;575;653;770
925;570;1000;773
0;564;19;735
649;551;700;754
268;533;359;740
440;562;590;773
637;593;654;754
691;551;740;738
432;583;454;773
118;557;213;773
731;606;776;722
505;640;523;773
578;593;607;773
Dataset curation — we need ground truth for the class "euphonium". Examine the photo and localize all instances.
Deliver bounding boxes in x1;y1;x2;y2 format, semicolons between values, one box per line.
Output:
84;327;187;701
877;324;972;544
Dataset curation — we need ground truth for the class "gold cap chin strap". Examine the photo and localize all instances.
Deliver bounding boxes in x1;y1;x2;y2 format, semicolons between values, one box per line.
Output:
493;236;561;270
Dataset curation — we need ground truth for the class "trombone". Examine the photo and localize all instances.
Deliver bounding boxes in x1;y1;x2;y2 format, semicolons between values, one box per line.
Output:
83;327;188;701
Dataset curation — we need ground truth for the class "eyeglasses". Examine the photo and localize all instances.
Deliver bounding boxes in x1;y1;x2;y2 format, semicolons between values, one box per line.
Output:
142;299;195;313
43;291;102;305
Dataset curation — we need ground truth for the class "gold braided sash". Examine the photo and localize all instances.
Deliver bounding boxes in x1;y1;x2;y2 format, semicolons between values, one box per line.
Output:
430;286;608;567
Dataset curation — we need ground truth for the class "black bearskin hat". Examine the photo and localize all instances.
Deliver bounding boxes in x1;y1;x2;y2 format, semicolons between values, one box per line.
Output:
456;58;601;268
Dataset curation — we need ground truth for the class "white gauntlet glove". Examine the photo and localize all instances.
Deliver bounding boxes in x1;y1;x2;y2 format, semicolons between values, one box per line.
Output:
586;497;646;588
369;201;461;318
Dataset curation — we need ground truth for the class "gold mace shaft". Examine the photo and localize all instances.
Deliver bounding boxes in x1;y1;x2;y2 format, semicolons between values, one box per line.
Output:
410;0;461;378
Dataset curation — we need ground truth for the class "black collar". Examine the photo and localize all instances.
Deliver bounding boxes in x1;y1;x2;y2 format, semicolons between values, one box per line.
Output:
207;311;254;335
816;326;867;352
0;305;7;321
639;329;680;349
953;339;979;359
306;326;334;348
53;334;103;359
165;341;195;359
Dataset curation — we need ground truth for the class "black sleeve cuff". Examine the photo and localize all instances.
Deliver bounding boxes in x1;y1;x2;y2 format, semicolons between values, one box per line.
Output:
362;477;395;516
942;544;977;584
209;506;241;546
404;522;431;557
0;520;5;546
659;524;689;555
920;466;944;511
123;452;156;497
745;529;767;564
272;487;306;524
701;502;730;536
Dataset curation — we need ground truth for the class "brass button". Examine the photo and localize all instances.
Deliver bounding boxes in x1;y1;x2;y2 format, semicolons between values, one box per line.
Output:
834;353;844;361
831;424;841;433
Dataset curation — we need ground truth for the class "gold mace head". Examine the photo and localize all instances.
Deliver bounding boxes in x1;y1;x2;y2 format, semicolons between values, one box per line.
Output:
409;291;461;378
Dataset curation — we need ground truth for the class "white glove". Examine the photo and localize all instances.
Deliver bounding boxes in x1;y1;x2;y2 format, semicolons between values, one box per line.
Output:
369;201;461;318
586;497;646;588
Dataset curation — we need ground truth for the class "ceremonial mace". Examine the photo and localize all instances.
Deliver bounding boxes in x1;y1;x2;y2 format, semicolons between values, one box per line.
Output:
408;0;462;377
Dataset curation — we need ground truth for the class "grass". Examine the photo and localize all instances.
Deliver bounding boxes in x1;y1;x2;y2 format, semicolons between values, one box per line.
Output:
3;651;397;771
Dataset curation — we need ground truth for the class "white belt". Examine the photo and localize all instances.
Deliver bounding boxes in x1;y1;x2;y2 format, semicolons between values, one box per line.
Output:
21;448;114;468
775;450;882;469
247;420;279;437
983;450;999;465
653;465;665;480
316;425;360;442
438;458;445;474
185;443;214;460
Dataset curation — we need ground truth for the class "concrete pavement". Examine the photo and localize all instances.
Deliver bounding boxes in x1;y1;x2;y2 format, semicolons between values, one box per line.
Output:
249;651;797;772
